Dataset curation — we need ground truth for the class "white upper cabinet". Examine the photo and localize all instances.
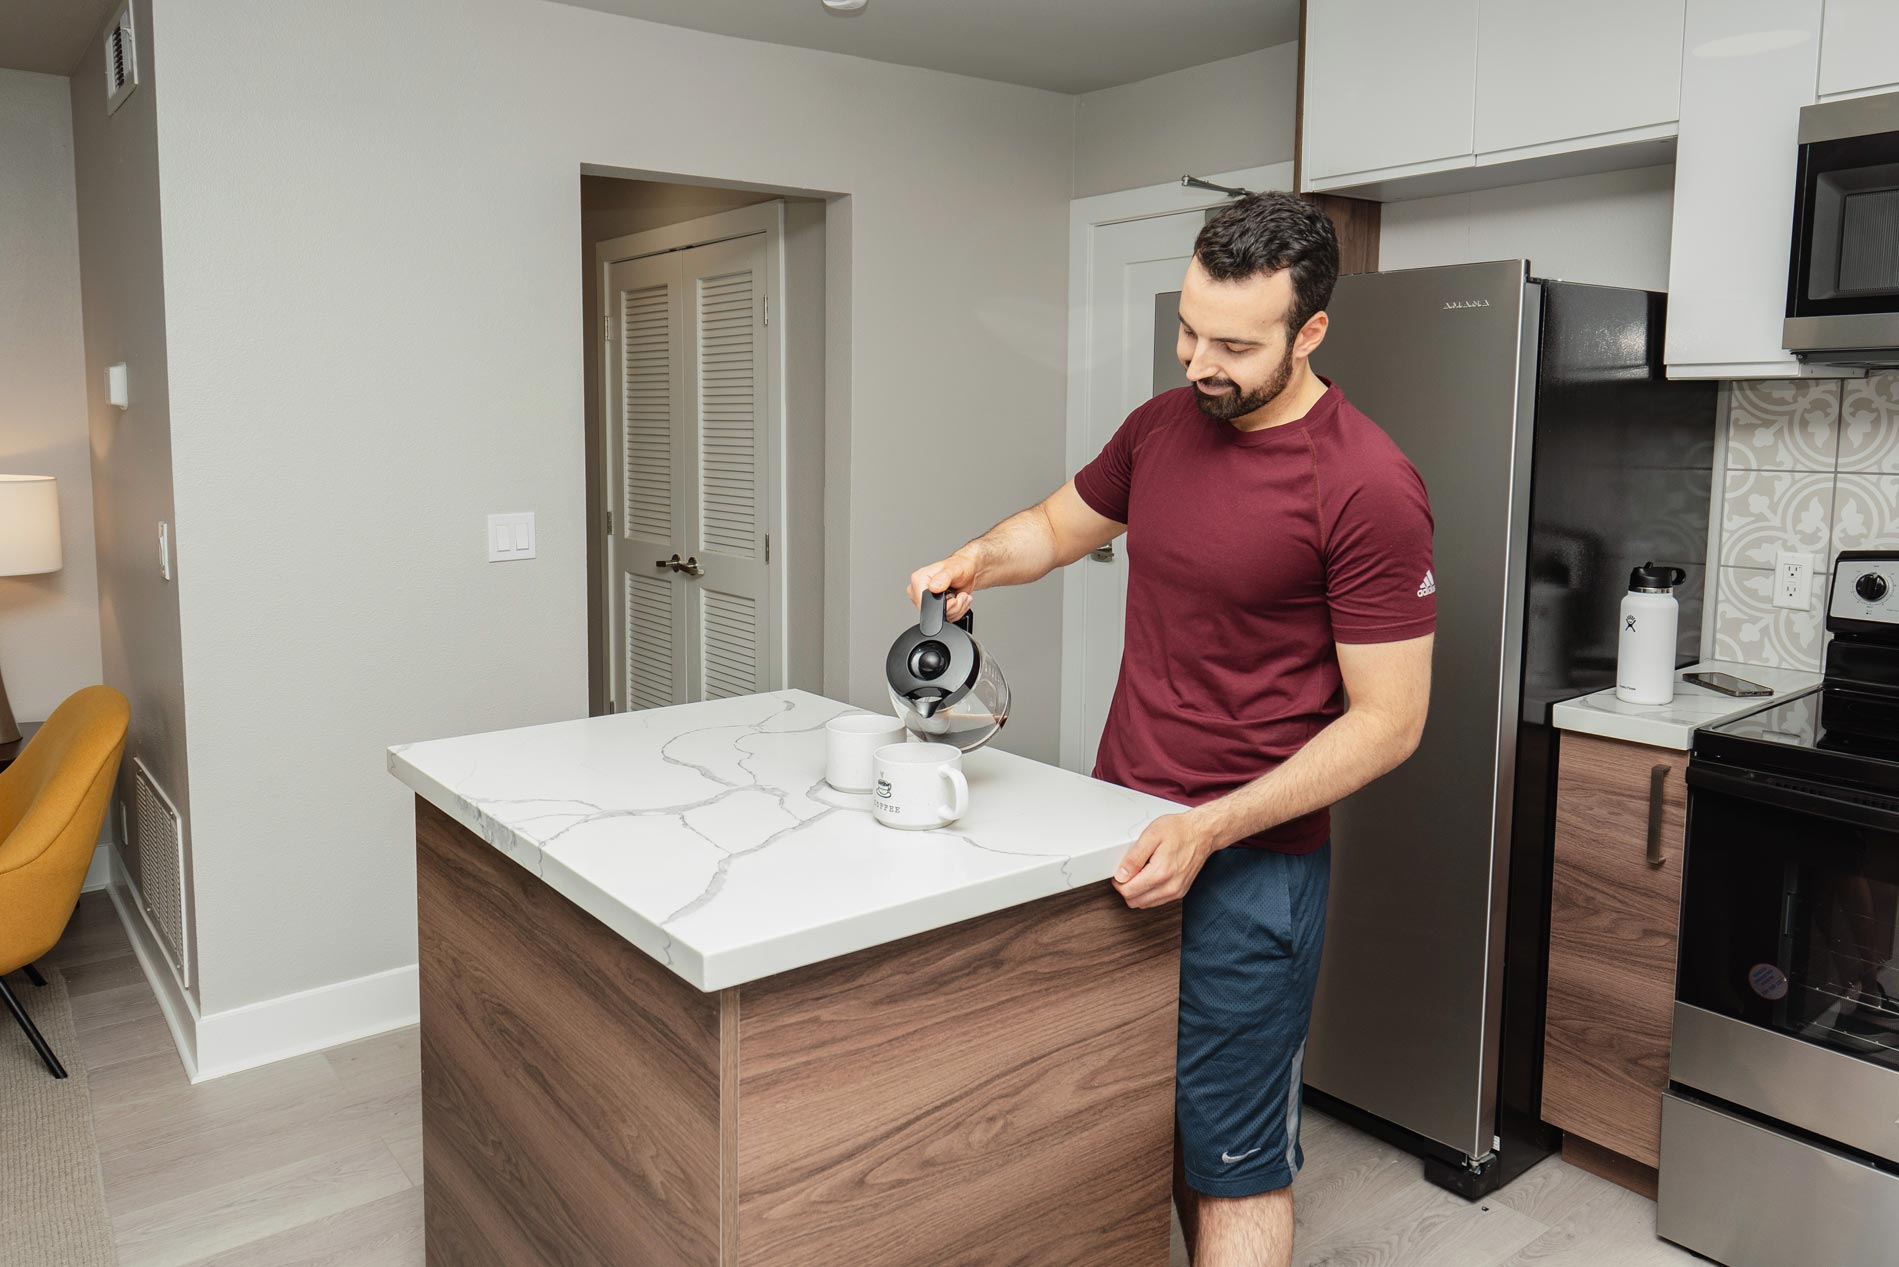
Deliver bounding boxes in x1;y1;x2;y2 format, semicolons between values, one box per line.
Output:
1474;0;1684;158
1665;0;1853;378
1301;0;1682;196
1818;0;1899;99
1302;0;1478;188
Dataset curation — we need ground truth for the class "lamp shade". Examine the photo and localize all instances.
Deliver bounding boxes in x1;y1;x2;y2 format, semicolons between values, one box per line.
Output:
0;475;62;576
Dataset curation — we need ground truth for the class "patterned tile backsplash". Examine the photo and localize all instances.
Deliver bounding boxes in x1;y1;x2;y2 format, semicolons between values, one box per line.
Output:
1712;372;1899;671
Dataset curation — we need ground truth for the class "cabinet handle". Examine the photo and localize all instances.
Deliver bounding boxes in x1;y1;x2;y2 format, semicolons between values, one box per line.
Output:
1646;764;1669;868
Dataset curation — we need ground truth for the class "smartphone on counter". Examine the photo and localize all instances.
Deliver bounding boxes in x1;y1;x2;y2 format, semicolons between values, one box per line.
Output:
1682;671;1772;698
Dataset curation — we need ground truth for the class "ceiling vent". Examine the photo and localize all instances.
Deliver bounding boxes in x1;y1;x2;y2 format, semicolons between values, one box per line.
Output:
104;4;138;115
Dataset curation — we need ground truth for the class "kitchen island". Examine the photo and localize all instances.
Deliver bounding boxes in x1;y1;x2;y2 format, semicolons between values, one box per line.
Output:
388;690;1184;1266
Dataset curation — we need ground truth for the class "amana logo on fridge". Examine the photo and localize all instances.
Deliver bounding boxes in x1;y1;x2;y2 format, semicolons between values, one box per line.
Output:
1443;299;1491;310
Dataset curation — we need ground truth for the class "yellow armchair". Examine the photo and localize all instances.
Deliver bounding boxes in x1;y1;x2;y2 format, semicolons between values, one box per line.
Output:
0;685;129;1079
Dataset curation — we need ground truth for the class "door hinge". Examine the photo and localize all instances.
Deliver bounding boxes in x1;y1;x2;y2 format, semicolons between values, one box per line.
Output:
604;510;613;536
764;533;771;563
762;294;770;327
603;314;613;342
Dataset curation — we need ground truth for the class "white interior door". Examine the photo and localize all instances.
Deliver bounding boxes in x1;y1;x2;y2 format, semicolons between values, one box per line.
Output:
607;251;689;711
605;220;775;711
1072;210;1206;771
681;233;771;701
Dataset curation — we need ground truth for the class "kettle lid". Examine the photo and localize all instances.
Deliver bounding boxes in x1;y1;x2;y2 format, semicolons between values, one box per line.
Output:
1628;561;1687;592
886;589;979;707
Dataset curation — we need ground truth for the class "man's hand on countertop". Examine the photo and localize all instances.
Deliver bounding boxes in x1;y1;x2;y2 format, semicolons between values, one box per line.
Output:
1113;810;1221;909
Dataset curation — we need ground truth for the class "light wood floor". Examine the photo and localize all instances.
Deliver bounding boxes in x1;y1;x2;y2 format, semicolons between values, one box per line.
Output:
39;891;1698;1266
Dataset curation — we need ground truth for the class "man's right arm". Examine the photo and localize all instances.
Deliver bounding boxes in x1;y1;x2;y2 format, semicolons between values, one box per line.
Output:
906;481;1124;621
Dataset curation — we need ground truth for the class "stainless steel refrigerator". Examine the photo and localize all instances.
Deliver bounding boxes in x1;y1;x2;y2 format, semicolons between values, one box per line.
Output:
1299;261;1717;1196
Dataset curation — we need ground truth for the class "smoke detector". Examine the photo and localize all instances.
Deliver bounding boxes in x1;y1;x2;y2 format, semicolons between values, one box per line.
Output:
822;0;868;12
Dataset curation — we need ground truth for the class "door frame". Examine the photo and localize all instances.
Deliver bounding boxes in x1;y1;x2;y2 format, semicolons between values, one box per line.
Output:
1058;163;1291;771
595;201;789;706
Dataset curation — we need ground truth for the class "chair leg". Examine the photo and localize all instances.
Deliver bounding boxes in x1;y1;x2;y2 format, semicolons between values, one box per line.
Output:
23;963;45;987
0;976;67;1079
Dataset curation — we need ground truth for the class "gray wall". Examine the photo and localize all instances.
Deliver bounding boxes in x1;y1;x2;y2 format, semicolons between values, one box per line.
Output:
68;0;194;993
150;0;1075;1013
0;70;102;724
1379;164;1677;292
1072;43;1298;198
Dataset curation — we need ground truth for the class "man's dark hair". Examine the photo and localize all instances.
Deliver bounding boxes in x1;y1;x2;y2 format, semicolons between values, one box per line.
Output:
1192;192;1339;336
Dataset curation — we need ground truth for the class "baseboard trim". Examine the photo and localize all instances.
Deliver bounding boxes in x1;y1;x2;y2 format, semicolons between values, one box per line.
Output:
191;963;419;1082
105;876;201;1081
80;840;115;892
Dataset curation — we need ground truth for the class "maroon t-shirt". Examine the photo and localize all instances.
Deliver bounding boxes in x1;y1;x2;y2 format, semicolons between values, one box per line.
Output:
1073;379;1436;854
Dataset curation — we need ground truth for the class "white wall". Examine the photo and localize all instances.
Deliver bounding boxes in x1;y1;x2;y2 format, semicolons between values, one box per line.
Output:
151;0;1075;1014
69;0;195;985
1378;164;1676;291
0;70;103;724
1072;43;1299;199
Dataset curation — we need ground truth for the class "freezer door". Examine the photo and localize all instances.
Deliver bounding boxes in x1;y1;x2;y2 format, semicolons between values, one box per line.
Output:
1304;261;1539;1162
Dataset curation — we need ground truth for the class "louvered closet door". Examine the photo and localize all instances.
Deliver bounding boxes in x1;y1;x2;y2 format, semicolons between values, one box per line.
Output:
680;233;771;700
606;252;688;711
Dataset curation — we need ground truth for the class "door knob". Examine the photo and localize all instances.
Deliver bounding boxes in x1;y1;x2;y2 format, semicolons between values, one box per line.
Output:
679;555;706;578
1089;544;1117;562
656;554;684;572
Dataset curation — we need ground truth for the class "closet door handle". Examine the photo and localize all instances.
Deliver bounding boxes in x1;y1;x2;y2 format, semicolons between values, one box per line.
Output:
1646;764;1669;868
656;554;683;572
679;555;705;578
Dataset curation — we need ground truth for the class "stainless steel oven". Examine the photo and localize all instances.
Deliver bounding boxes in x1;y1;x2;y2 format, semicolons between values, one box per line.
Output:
1785;91;1899;366
1661;553;1899;1267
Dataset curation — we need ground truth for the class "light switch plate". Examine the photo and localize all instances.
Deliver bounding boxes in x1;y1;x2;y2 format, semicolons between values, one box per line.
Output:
1774;551;1812;610
487;512;536;562
108;363;129;410
158;522;171;580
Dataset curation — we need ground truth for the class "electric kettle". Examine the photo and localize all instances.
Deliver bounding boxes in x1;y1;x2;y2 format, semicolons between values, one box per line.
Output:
885;589;1011;753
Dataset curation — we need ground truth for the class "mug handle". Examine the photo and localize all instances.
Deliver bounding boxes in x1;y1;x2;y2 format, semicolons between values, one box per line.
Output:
940;767;969;822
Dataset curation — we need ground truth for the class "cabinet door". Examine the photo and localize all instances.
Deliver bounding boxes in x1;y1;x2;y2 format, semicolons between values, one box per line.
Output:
1543;733;1688;1168
1819;0;1899;99
1302;0;1477;186
1474;0;1683;157
1665;0;1834;378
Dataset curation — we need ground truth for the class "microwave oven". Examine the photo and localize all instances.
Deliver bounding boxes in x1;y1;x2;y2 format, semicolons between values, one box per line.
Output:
1785;91;1899;367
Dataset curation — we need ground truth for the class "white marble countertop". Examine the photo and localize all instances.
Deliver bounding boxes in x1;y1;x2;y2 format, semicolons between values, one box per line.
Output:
388;690;1181;991
1550;660;1822;751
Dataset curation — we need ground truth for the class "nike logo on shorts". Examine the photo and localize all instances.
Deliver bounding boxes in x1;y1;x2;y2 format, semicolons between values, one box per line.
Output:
1220;1147;1263;1164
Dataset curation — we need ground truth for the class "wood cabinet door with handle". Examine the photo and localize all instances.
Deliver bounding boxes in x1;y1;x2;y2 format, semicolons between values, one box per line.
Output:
1542;732;1689;1168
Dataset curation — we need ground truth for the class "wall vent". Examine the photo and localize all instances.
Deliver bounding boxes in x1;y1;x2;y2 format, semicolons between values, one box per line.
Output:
129;757;190;988
104;5;138;115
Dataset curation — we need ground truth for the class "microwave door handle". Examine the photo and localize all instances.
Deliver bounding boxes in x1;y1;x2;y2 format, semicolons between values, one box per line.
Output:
1685;763;1899;833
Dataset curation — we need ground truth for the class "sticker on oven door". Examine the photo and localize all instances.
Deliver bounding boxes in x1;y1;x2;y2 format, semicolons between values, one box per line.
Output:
1748;963;1789;1001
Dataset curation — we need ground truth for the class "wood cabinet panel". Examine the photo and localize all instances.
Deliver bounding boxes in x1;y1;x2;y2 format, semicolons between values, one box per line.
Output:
1543;733;1688;1169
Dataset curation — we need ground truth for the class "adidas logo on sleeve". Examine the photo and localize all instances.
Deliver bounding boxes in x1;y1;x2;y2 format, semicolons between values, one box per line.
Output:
1417;570;1436;598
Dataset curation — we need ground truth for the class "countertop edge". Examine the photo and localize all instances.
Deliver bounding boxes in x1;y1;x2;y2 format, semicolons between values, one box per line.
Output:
1549;661;1824;751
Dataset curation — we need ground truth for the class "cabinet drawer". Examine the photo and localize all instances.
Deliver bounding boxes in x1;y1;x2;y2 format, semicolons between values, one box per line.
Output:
1543;733;1687;1167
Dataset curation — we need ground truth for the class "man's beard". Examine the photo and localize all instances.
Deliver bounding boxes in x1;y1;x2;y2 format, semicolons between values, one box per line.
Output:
1190;343;1295;422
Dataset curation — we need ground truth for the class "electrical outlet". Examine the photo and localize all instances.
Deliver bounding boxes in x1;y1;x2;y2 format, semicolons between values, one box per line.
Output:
1774;551;1812;610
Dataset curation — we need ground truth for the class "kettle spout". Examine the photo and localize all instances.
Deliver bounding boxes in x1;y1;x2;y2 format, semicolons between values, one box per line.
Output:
911;696;941;720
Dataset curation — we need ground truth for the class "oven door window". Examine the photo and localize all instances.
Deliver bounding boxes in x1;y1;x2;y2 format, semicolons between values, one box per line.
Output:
1789;135;1899;318
1679;777;1899;1072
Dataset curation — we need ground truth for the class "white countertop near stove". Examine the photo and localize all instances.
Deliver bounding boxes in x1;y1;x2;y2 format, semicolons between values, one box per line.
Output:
1550;660;1822;751
387;690;1181;991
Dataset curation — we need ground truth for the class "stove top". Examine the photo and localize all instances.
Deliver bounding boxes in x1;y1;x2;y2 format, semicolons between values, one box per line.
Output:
1697;551;1899;791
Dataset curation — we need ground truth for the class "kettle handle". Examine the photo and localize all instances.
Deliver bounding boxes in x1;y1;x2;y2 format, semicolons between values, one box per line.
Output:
919;588;946;636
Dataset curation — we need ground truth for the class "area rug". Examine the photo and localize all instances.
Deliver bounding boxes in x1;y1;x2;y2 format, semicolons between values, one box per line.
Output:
0;966;116;1266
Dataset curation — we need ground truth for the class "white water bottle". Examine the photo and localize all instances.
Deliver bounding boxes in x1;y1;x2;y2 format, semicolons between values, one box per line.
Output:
1616;562;1686;705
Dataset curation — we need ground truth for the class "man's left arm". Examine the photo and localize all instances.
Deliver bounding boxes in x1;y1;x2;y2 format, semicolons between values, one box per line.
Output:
1113;633;1433;909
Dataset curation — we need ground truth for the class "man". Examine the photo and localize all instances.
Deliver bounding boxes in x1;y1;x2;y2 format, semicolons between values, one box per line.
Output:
905;192;1434;1266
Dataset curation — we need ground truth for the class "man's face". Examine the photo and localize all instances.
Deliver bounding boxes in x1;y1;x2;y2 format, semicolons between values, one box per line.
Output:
1175;259;1325;422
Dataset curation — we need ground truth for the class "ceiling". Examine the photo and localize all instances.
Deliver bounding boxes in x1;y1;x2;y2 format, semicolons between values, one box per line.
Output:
553;0;1302;95
0;0;119;75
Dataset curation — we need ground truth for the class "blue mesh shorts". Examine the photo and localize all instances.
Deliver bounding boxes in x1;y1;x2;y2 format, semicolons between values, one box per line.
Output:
1176;842;1331;1198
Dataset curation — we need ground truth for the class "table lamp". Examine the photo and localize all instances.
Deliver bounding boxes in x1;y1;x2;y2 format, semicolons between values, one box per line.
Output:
0;474;62;745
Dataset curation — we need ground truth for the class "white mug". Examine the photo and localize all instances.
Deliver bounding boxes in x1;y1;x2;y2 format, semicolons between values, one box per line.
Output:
871;742;969;830
825;713;908;793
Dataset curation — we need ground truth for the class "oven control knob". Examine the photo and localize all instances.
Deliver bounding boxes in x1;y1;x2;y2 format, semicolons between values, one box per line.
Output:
1856;572;1889;603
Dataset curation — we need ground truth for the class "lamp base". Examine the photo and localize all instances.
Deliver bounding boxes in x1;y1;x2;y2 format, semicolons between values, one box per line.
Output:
0;660;18;745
